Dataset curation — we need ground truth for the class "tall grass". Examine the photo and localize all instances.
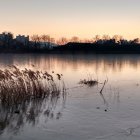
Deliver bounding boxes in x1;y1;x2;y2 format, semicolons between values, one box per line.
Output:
0;65;65;105
0;66;66;134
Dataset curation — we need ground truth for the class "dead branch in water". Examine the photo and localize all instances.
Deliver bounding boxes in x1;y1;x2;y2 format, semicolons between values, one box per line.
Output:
99;79;109;111
100;80;108;94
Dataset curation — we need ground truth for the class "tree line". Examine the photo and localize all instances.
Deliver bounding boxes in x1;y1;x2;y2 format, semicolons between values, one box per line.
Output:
0;31;140;53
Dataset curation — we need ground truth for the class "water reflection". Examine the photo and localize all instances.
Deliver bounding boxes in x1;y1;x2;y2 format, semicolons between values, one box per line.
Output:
0;54;140;72
0;54;140;139
0;90;66;135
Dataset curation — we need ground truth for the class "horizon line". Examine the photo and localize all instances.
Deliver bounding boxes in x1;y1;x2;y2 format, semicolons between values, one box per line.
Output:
0;31;140;41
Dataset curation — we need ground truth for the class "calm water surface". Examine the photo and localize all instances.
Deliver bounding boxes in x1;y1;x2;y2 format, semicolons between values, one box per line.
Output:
1;54;140;140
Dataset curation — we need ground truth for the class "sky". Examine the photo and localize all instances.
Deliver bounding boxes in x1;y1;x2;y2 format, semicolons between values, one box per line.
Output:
0;0;140;39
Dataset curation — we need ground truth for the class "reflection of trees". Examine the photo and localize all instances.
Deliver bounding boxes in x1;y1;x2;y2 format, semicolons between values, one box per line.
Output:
0;54;140;73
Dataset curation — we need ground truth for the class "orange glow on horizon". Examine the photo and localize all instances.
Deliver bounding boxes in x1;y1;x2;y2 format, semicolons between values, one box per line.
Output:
0;18;139;40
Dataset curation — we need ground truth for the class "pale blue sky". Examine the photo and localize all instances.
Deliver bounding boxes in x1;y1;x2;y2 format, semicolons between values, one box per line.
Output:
0;0;140;39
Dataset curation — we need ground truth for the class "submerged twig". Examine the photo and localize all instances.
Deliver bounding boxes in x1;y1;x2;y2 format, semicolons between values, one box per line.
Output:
99;78;109;111
100;80;107;94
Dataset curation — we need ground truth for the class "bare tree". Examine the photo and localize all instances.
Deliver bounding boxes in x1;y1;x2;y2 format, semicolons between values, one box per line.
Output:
132;38;139;44
50;37;55;44
94;35;100;42
57;37;68;45
41;35;47;42
70;36;79;43
102;35;110;40
31;35;41;43
113;35;123;43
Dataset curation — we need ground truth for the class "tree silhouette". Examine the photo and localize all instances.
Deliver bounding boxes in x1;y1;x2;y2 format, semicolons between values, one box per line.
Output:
70;36;79;43
31;35;41;43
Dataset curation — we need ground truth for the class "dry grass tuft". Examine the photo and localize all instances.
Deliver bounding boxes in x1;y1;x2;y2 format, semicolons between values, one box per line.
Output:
0;65;65;106
0;65;66;134
79;79;98;87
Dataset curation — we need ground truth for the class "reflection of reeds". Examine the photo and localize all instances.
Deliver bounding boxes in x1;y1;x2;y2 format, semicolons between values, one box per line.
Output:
0;66;66;134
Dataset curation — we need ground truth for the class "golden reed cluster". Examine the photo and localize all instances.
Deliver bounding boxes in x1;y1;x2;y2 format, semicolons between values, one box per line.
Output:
0;65;66;106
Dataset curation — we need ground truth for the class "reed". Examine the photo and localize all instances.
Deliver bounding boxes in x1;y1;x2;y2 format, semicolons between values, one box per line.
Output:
0;65;66;134
0;65;66;106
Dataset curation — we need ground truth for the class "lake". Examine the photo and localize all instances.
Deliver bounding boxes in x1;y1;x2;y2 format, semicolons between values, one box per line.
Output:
1;54;140;140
